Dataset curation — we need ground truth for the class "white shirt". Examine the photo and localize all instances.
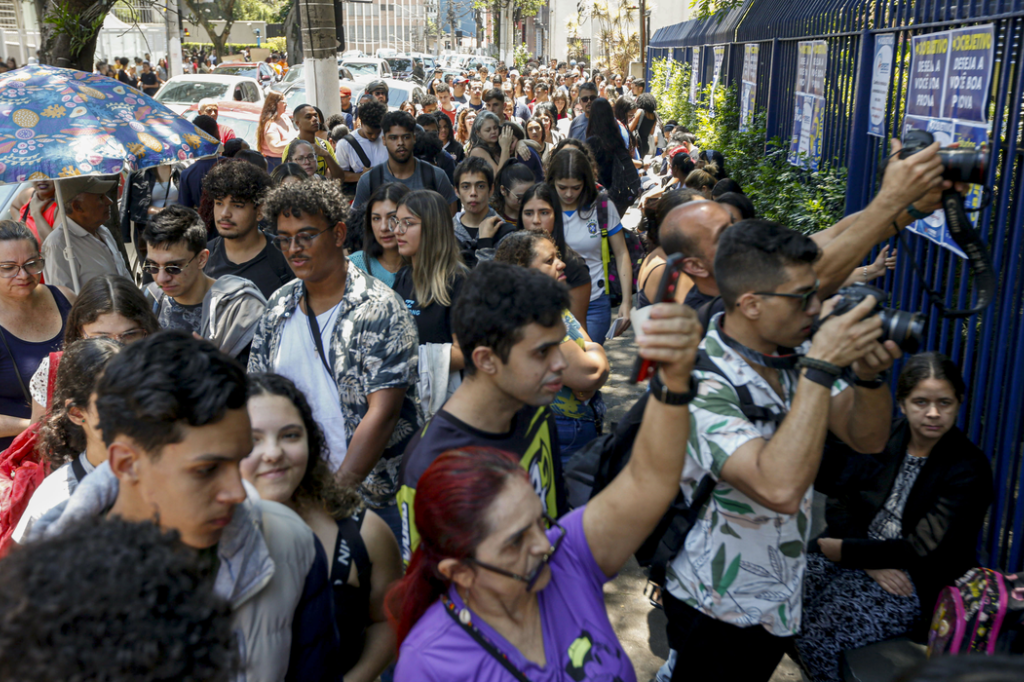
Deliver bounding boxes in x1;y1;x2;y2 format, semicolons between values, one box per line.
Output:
338;129;388;172
274;306;349;470
563;204;623;301
12;453;94;543
41;217;130;293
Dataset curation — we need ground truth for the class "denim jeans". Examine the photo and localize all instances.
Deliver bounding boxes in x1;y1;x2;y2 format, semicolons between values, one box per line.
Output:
587;292;612;346
554;415;599;465
655;650;678;682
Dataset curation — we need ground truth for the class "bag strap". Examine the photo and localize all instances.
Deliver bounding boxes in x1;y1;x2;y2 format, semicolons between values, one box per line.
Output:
344;134;372;169
693;349;784;427
417;159;437;192
369;163;386;195
334;511;372;584
0;328;30;405
71;455;88;483
441;596;533;682
302;285;334;377
597;196;611;295
45;351;62;408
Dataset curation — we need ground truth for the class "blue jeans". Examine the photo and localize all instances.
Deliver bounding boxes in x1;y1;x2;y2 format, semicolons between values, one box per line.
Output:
555;415;599;465
369;501;402;546
656;649;678;682
587;293;612;345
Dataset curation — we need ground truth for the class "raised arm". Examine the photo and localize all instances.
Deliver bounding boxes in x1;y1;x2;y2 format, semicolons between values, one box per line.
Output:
584;303;700;577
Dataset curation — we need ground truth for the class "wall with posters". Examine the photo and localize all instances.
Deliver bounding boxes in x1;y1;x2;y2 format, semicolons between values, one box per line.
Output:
788;40;827;170
740;43;758;132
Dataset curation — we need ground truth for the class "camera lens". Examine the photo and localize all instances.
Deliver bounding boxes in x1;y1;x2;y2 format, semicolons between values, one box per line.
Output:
938;148;987;185
879;309;925;354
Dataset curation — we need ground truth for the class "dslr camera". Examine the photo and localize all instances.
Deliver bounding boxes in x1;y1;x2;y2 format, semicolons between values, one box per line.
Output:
885;129;988;184
818;283;925;353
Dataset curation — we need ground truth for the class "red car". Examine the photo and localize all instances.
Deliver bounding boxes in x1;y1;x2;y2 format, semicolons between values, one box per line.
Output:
183;100;263;149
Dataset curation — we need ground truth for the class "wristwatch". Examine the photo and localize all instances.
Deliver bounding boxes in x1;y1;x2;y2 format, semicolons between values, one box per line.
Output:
853;373;888;389
906;204;931;221
650;371;699;405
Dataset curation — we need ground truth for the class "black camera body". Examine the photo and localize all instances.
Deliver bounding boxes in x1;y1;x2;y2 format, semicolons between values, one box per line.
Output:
895;129;987;184
822;283;925;353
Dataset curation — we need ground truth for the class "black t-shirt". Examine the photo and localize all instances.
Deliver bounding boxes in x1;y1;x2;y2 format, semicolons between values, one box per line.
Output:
392;266;465;345
204;232;295;299
139;72;159;90
638;113;656;157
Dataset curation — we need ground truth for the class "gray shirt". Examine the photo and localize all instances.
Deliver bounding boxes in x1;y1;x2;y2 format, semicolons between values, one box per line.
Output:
351;159;457;210
41;218;131;293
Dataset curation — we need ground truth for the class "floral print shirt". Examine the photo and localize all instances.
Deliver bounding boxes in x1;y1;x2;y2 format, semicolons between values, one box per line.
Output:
248;265;421;508
665;314;848;636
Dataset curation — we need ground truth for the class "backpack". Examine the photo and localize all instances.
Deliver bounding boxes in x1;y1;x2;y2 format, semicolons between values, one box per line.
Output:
366;158;438;197
563;347;784;586
929;568;1024;656
607;143;642;214
342;134;372;197
597;193;646;308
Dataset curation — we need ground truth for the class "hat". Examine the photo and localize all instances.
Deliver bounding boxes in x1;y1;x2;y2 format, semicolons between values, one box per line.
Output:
454;77;469;84
57;175;117;203
339;85;352;95
570;59;577;66
510;69;520;77
366;79;389;93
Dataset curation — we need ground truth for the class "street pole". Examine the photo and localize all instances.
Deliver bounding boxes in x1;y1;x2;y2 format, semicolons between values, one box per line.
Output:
299;0;342;121
638;0;645;66
589;0;595;70
166;0;183;78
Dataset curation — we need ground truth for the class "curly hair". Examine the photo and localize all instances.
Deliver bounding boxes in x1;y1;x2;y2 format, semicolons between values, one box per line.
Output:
0;517;236;682
201;158;273;206
247;373;362;520
37;338;122;468
262;177;349;233
494;229;555;269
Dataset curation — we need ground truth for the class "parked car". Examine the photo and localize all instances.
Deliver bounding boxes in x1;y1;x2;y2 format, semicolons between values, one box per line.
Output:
181;101;262;150
281;79;361;120
155;74;264;114
375;48;398;59
385;56;414;81
214;62;278;92
340;49;365;59
405;52;438;73
282;63;355;88
347;78;425;111
341;58;393;82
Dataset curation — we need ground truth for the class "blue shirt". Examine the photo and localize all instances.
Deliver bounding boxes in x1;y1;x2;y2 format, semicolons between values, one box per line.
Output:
177;157;218;210
568;114;589;140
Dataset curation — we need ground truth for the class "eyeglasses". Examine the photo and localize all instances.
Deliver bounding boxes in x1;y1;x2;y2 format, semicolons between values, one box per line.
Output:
467;514;566;591
0;258;44;278
84;328;148;344
386;216;420;234
271;227;329;251
752;279;820;311
292;153;316;164
142;255;198;276
579;95;596;103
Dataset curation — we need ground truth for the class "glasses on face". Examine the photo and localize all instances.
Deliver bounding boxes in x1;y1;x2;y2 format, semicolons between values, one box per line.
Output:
293;153;316;164
84;328;148;344
142;255;197;276
271;227;329;251
579;95;596;103
468;514;566;591
0;258;45;278
752;279;820;311
386;216;419;234
371;89;387;98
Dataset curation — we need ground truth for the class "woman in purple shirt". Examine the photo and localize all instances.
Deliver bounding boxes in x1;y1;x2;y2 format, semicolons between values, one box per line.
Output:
387;300;702;681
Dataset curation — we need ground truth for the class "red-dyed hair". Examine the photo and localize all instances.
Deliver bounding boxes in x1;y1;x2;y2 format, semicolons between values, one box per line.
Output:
385;447;529;650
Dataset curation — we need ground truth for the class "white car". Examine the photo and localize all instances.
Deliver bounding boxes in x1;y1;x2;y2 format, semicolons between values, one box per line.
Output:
154;74;264;115
348;78;425;111
342;58;393;82
375;48;398;59
340;49;365;59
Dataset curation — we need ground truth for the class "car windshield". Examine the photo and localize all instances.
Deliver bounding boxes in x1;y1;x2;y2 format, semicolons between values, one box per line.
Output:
345;62;379;76
387;87;413;108
284;85;307;114
156;81;229;103
282;65;303;84
183;111;259;148
216;65;257;78
387;58;412;72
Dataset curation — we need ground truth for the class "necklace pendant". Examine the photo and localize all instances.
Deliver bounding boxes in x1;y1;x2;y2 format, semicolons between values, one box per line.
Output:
459;608;471;625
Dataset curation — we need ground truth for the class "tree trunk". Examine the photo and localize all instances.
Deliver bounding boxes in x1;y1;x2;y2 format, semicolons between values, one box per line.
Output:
182;0;237;61
38;0;112;70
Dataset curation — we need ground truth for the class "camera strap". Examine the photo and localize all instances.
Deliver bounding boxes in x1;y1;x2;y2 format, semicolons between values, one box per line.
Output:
896;188;996;319
717;323;800;371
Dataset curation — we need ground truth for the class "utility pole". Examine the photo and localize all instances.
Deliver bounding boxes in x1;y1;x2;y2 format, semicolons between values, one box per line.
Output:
166;0;183;78
299;0;342;121
448;0;456;53
638;0;645;64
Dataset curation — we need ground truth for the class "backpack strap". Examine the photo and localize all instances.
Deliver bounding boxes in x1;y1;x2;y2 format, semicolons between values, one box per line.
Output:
368;163;386;195
70;455;88;484
45;351;62;408
332;512;372;588
597;195;611;295
693;348;784;428
344;134;371;169
695;297;722;338
417;159;438;192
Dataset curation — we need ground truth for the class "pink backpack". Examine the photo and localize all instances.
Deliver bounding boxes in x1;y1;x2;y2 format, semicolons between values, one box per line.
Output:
929;568;1024;656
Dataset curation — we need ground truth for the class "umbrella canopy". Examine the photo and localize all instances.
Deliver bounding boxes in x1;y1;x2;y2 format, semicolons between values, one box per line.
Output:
0;64;221;184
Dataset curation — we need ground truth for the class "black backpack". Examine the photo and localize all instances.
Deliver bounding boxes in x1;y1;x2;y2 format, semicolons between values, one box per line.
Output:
564;347;784;586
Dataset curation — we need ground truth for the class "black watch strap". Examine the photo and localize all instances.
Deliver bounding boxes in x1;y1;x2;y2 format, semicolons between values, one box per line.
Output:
650;372;699;405
802;367;836;389
854;373;888;389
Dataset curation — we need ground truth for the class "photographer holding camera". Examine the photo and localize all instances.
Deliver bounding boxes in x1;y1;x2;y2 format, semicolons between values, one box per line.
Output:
661;219;903;682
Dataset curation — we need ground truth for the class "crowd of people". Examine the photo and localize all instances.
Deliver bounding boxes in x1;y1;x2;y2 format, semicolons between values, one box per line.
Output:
0;53;1011;682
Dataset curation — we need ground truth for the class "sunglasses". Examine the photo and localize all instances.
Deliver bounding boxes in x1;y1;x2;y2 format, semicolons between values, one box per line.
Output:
142;254;197;276
466;514;566;591
752;279;820;311
579;95;596;103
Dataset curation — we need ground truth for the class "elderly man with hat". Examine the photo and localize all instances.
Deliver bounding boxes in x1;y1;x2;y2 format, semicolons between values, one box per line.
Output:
197;98;236;145
42;176;131;292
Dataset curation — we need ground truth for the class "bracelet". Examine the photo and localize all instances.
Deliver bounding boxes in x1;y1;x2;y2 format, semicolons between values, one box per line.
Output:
797;356;843;376
906;204;931;221
862;266;869;280
854;373;888;389
802;367;837;389
650;371;699;406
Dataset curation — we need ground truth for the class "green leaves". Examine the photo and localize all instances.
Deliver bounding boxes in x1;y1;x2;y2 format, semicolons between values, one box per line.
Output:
779;541;804;558
713;490;754;515
797;510;808;538
711;545;743;595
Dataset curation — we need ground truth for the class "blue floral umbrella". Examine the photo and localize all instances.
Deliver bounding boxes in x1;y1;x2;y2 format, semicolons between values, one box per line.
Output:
0;64;221;290
0;64;220;183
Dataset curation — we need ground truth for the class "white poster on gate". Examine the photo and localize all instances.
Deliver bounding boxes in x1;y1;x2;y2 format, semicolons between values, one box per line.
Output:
868;34;895;137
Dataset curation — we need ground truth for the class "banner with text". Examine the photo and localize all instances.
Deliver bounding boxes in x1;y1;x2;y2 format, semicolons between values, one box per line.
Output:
903;25;994;257
868;34;895;137
740;44;758;131
710;45;725;112
690;47;700;104
788;40;827;170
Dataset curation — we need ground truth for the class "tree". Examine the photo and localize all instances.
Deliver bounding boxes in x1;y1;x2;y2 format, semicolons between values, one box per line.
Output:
182;0;240;60
690;0;743;20
472;0;542;28
38;0;114;70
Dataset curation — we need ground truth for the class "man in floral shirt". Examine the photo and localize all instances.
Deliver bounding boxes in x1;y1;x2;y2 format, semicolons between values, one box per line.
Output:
248;179;420;540
661;219;901;680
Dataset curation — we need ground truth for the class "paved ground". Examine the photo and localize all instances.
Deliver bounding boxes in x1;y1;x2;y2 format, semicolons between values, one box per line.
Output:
599;330;804;682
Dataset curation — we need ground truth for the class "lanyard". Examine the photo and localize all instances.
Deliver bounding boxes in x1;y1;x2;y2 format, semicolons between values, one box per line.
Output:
440;595;533;682
303;285;337;377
